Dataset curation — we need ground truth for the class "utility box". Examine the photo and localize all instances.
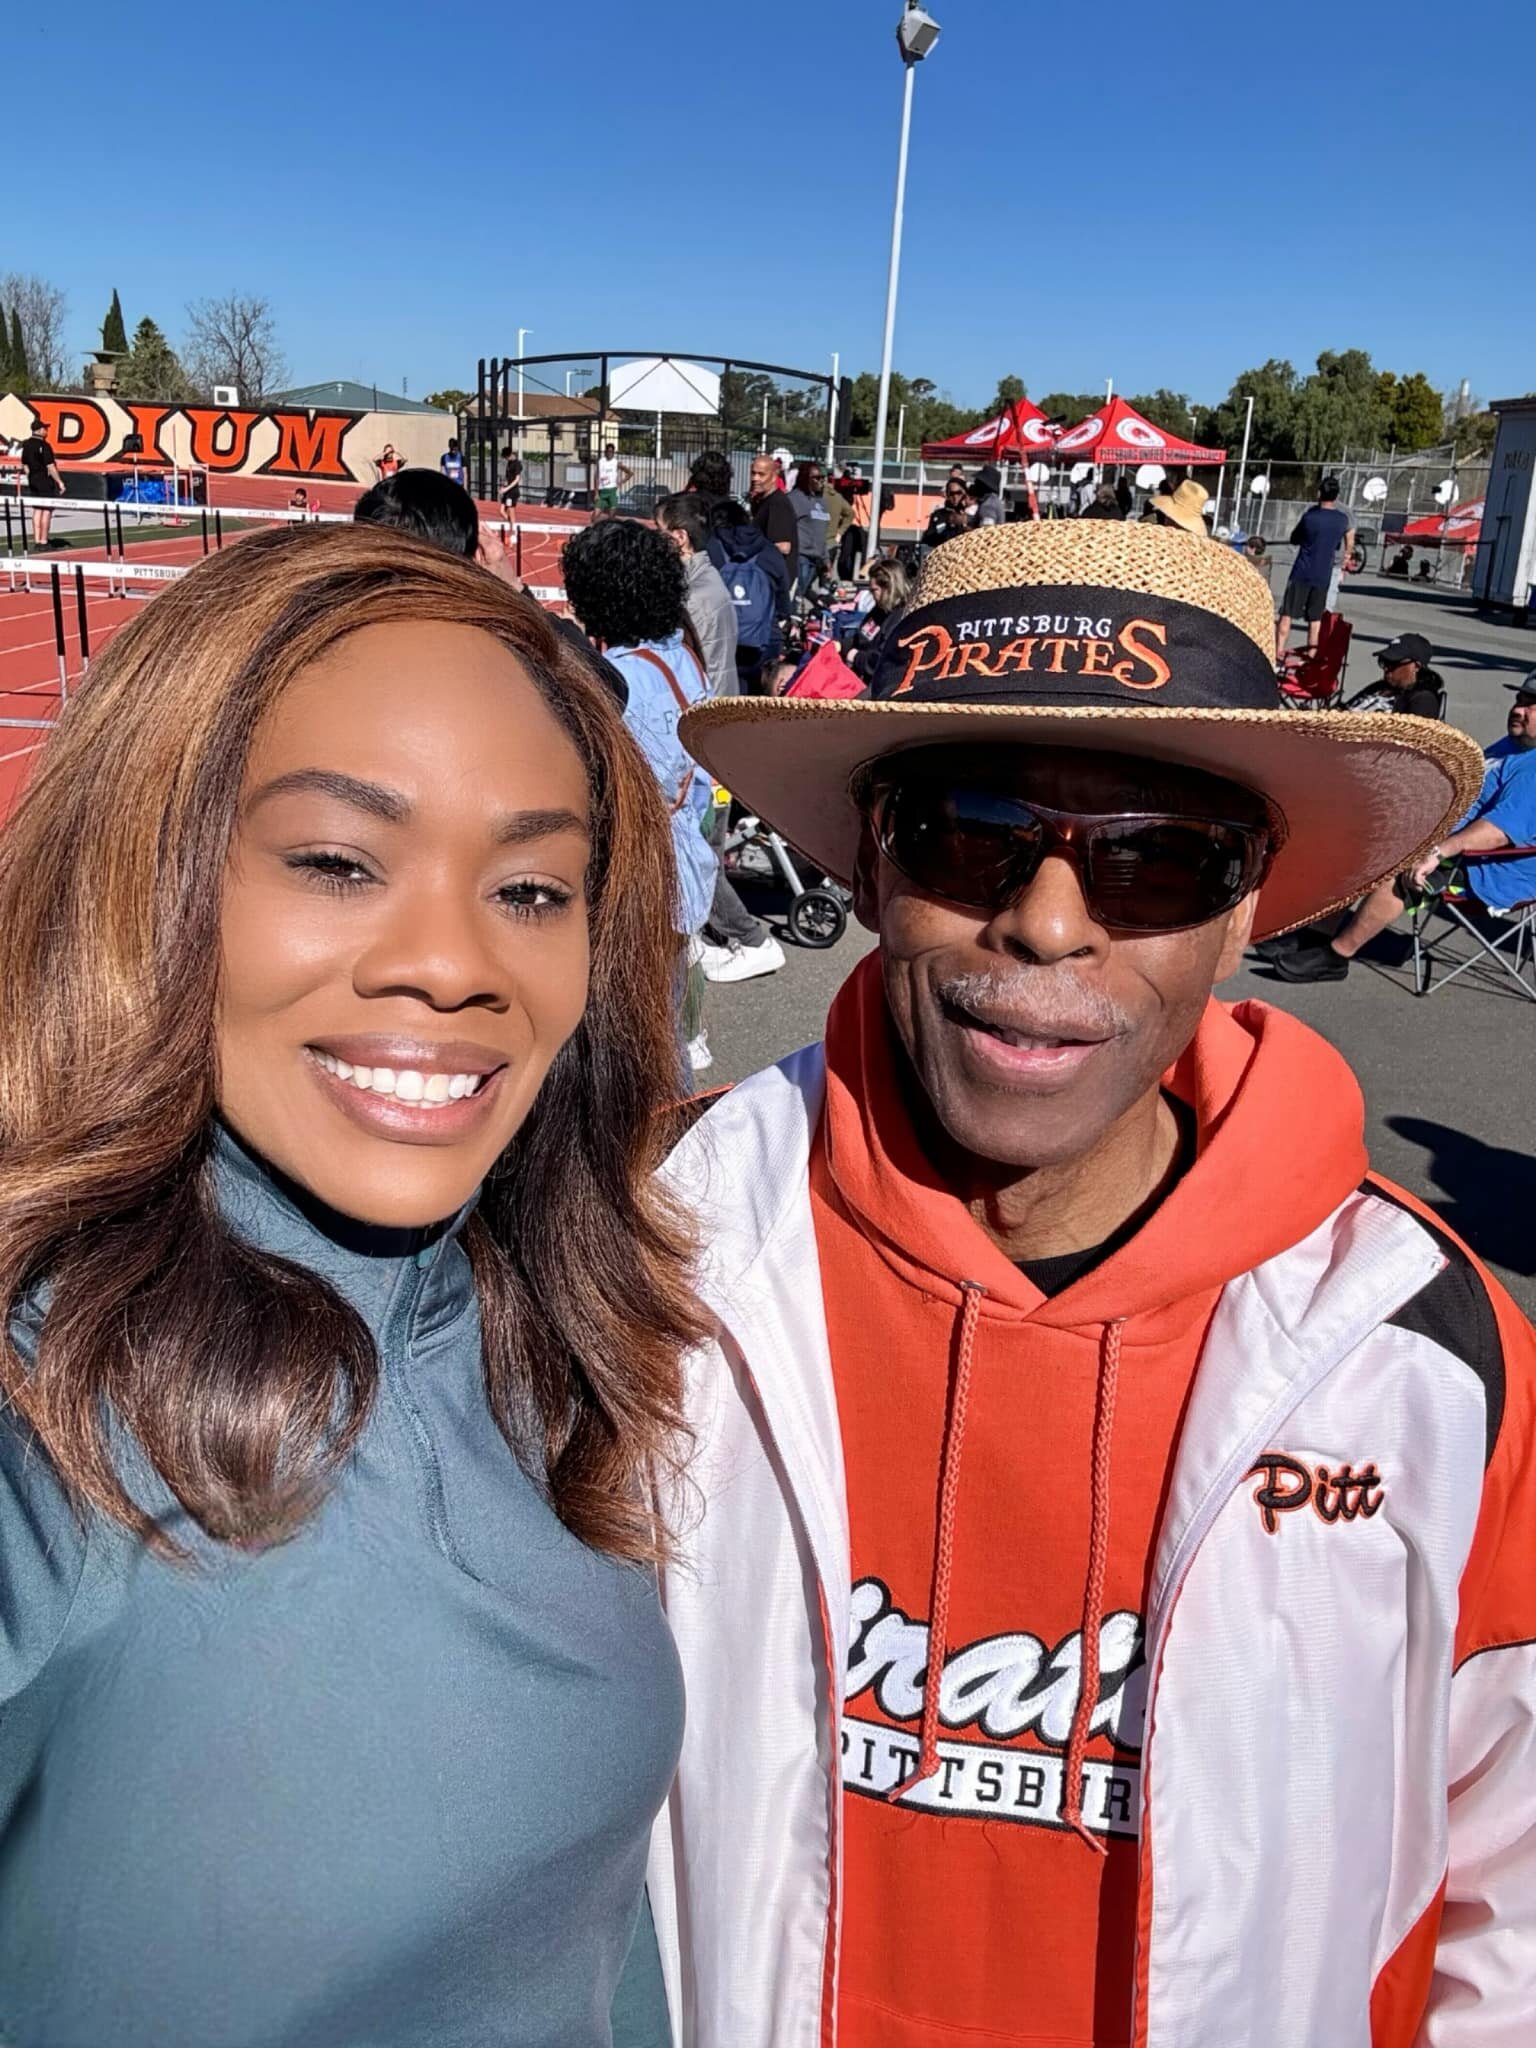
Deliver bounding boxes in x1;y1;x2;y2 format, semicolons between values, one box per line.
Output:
1474;396;1536;617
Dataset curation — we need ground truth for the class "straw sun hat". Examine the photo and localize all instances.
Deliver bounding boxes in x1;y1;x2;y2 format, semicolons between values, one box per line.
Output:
1150;478;1212;535
678;522;1484;939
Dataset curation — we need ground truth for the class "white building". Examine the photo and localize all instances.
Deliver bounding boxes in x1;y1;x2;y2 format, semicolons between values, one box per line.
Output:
1474;395;1536;615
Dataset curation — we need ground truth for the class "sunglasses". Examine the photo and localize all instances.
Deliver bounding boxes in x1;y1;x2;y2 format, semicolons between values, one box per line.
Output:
868;777;1276;933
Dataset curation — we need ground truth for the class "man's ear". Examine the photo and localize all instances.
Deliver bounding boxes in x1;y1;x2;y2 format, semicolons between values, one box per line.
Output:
852;822;883;934
1213;892;1260;981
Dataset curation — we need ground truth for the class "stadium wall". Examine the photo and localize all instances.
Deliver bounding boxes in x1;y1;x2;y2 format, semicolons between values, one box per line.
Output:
0;393;453;484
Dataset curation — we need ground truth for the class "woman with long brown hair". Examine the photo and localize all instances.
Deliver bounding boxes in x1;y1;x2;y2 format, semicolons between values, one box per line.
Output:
0;522;702;2046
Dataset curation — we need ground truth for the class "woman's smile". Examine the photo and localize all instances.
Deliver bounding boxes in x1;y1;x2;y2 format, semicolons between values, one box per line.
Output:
304;1033;510;1147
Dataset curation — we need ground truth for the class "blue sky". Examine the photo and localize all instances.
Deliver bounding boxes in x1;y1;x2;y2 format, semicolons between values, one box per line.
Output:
19;0;1533;411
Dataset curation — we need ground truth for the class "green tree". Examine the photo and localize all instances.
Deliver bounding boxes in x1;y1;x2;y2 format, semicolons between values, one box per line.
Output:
101;288;127;355
990;374;1027;415
426;388;471;413
1036;392;1103;424
0;306;13;392
10;308;29;387
1207;360;1299;461
117;316;191;402
1452;408;1499;461
1291;349;1385;461
1381;370;1445;452
1127;390;1195;439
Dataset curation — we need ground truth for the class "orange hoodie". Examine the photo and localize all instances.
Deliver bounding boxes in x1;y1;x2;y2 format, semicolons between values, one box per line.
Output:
810;954;1371;2048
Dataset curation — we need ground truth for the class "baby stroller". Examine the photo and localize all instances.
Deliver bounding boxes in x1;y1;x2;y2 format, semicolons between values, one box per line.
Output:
716;792;852;948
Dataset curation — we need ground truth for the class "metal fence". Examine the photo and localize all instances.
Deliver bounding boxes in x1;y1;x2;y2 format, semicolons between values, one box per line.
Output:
461;351;834;510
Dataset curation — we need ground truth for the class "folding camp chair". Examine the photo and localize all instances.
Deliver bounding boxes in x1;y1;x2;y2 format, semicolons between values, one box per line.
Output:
1407;847;1536;1000
1278;612;1353;709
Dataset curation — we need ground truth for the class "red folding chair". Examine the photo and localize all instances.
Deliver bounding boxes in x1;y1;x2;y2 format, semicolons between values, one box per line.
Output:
1278;611;1352;709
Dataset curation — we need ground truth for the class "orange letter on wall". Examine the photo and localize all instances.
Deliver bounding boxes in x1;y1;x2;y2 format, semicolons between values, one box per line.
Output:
29;398;109;461
118;404;175;464
183;407;262;472
266;410;354;481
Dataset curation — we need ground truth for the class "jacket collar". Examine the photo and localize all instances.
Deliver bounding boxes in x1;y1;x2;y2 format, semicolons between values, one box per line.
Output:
211;1122;476;1352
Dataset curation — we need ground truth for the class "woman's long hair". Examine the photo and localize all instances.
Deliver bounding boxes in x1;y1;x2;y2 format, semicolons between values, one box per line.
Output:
0;522;704;1561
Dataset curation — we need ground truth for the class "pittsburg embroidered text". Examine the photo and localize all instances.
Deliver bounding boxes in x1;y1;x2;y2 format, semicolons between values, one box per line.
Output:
889;614;1172;695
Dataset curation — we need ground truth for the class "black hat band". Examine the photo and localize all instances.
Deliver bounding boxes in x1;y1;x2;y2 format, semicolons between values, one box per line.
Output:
872;585;1282;712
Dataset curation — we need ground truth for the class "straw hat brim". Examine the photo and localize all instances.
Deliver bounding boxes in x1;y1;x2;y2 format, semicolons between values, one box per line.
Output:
680;698;1486;939
1151;495;1208;537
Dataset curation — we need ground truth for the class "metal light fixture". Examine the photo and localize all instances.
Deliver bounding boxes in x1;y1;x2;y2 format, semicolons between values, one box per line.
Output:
867;4;942;563
897;4;941;61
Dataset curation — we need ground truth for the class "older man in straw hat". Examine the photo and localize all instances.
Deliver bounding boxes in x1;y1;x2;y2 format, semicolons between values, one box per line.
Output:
647;522;1536;2048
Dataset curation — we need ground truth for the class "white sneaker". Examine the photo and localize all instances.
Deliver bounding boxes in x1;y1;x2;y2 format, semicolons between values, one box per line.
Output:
685;1032;714;1073
700;934;786;984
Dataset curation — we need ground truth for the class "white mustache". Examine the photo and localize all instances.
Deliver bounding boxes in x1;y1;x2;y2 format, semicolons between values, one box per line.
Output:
937;967;1133;1041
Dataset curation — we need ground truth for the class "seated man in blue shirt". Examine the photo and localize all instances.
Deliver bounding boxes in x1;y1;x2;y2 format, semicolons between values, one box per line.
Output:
1277;676;1536;981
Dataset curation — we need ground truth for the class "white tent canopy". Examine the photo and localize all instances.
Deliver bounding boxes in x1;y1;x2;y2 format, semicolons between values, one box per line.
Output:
607;356;721;416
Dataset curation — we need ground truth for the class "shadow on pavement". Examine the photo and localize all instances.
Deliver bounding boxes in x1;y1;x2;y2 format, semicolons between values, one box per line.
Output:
1385;1114;1536;1277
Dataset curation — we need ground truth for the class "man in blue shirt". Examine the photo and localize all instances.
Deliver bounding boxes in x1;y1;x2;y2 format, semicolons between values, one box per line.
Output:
1277;676;1536;980
1277;477;1354;662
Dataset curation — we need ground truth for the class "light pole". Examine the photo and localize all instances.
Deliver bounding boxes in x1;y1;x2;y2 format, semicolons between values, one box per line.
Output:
1232;393;1254;529
867;3;941;565
516;328;531;419
826;349;840;466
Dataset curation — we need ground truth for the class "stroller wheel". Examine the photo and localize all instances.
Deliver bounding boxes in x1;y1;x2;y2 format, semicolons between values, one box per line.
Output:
787;887;847;949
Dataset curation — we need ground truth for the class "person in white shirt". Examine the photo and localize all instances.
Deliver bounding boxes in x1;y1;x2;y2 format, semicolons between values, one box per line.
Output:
594;442;633;518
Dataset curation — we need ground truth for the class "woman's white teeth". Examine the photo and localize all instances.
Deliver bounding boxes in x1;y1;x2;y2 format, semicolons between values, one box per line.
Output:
311;1050;486;1106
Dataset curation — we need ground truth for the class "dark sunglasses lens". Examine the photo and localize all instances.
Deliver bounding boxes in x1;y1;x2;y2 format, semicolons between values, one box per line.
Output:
883;785;1044;909
1084;820;1257;929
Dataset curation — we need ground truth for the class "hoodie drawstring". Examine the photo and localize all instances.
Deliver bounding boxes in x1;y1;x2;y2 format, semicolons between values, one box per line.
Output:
889;1279;986;1803
888;1298;1127;1852
1062;1317;1127;1853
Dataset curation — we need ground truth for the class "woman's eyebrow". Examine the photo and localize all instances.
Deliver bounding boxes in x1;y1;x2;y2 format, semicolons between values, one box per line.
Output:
248;774;587;847
495;808;589;847
247;769;409;822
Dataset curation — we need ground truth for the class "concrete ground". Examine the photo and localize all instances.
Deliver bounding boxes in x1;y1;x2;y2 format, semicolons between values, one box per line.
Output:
698;567;1536;1317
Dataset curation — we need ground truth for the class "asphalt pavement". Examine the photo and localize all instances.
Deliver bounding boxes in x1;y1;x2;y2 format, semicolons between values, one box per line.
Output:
698;566;1536;1316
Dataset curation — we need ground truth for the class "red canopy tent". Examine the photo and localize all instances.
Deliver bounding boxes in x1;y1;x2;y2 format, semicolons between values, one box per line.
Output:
1396;499;1483;546
920;398;1057;462
1050;396;1226;467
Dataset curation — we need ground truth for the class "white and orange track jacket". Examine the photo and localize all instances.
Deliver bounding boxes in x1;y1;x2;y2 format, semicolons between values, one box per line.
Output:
647;999;1536;2048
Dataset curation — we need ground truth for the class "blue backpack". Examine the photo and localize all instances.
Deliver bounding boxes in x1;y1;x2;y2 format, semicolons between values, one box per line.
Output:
717;534;777;652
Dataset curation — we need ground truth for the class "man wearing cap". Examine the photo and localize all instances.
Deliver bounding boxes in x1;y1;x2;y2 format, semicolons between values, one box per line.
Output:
649;524;1536;2047
1277;671;1536;982
1340;631;1445;718
1277;476;1354;660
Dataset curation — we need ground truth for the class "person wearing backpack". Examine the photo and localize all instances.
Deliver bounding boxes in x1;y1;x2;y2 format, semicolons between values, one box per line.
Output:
655;493;738;697
707;496;789;695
